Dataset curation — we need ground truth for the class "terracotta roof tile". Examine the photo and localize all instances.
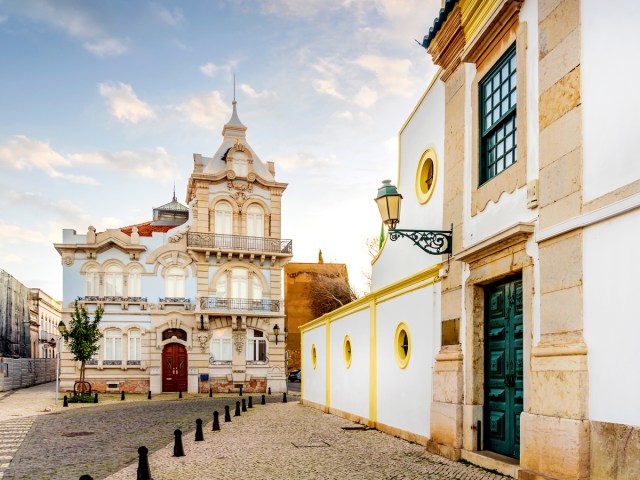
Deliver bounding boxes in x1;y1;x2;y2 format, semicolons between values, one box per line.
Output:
120;221;175;237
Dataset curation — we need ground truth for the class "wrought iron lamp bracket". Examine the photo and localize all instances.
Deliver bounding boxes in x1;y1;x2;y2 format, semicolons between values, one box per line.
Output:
388;226;453;255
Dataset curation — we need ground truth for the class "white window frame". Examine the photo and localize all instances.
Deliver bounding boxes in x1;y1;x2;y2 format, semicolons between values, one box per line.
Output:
165;266;185;298
128;329;141;361
246;330;267;362
128;267;142;298
210;337;232;362
86;267;99;296
104;331;122;361
246;205;264;237
215;202;233;235
105;265;124;297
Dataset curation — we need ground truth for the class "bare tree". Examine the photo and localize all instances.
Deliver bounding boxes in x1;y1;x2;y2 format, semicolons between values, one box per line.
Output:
308;272;358;319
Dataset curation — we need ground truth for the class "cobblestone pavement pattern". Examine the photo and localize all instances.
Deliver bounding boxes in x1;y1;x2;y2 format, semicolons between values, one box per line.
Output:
3;390;284;480
106;402;510;480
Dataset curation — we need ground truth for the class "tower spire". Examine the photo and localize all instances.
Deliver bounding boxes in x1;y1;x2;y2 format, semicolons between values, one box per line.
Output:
172;182;176;202
233;73;236;103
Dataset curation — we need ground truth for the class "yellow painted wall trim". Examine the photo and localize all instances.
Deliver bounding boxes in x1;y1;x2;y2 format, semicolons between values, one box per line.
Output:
460;0;501;44
300;330;305;399
369;299;377;423
370;229;388;266
325;318;331;409
299;264;442;333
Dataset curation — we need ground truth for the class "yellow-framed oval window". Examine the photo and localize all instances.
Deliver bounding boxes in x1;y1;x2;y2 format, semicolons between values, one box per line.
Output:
394;323;411;369
311;344;317;369
343;335;352;369
415;148;438;204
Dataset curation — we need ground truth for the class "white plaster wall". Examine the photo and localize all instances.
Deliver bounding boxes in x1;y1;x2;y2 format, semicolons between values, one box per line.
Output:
376;284;439;437
582;0;640;202
329;309;370;420
462;0;538;249
584;209;640;426
301;324;327;406
372;78;445;290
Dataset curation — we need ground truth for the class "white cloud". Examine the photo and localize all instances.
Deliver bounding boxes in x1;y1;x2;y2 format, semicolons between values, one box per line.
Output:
275;152;338;172
239;83;276;101
1;254;22;263
333;110;354;121
9;0;127;56
174;90;232;130
256;0;350;18
354;54;413;96
150;3;184;26
0;135;97;184
0;223;47;244
199;61;237;78
84;38;127;56
70;147;179;182
312;79;345;100
354;85;378;108
98;82;155;124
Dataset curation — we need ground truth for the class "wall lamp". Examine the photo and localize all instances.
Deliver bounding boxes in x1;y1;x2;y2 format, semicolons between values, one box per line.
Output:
374;180;452;255
273;324;281;345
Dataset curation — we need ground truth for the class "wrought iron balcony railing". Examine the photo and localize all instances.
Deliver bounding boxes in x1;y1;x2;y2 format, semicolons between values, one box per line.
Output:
159;297;191;303
79;296;148;302
187;233;292;254
199;297;281;312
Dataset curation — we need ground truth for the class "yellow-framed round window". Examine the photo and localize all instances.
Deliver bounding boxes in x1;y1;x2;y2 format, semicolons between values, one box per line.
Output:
343;335;352;369
394;323;411;369
415;148;438;204
311;344;317;369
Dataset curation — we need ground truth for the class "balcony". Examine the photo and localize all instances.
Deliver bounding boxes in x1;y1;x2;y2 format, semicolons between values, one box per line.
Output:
77;296;148;310
187;233;292;255
199;297;281;313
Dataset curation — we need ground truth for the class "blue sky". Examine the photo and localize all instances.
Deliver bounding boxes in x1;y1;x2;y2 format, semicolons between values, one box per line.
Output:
0;0;440;298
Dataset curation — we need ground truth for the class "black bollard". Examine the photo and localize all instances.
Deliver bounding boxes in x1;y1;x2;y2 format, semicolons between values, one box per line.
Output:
147;390;151;400
242;398;247;412
136;446;152;480
63;395;68;407
283;392;287;403
173;429;185;457
248;396;253;409
224;405;231;422
234;401;241;417
261;394;266;405
209;387;212;398
179;390;183;399
121;391;125;401
268;387;271;395
94;392;99;404
239;384;243;396
212;411;220;431
79;476;93;480
195;418;204;441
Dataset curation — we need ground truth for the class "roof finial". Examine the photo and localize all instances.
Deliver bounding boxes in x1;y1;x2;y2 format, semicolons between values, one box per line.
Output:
233;72;236;103
172;182;176;202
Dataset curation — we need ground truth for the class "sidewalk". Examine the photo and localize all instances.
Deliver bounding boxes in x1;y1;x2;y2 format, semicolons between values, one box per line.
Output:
0;382;58;422
105;400;510;480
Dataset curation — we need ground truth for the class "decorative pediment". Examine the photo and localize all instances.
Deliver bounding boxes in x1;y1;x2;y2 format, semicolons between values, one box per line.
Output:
54;227;147;263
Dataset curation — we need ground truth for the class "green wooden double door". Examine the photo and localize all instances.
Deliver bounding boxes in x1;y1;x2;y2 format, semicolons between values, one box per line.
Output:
485;277;523;459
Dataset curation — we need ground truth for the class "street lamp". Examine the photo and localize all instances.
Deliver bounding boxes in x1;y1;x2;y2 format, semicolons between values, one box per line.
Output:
56;320;66;406
273;324;281;345
374;180;452;255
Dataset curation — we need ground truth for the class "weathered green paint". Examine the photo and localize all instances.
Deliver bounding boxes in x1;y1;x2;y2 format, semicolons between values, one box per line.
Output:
484;277;523;459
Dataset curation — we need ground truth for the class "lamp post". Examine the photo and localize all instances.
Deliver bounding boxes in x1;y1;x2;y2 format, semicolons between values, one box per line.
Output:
374;180;452;255
273;324;281;345
56;320;66;406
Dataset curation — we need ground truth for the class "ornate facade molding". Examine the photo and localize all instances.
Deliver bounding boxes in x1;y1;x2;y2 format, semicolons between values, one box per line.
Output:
427;5;466;81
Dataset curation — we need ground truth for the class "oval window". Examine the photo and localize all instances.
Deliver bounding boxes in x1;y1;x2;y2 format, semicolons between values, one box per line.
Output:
343;336;352;369
311;344;317;369
415;148;438;204
394;323;411;369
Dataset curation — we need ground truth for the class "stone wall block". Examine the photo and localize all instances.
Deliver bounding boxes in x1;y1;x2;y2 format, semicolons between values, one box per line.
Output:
539;0;580;59
432;366;463;404
539;190;582;229
539;231;582;294
529;368;588;419
430;401;463;448
539;147;582;208
520;412;590;479
590;421;640;480
539;105;582;170
539;28;581;94
539;67;581;131
539;285;583;335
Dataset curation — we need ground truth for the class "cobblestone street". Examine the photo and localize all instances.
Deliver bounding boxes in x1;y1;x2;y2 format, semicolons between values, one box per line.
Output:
0;383;511;480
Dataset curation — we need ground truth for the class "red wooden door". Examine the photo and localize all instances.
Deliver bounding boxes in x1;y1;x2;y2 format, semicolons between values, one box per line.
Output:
162;344;188;392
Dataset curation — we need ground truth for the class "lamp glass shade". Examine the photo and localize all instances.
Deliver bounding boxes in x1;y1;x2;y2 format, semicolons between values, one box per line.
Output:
374;180;402;229
273;324;280;336
58;321;66;334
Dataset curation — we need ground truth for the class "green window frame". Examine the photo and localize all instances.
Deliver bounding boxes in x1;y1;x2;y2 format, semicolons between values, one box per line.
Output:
479;45;517;185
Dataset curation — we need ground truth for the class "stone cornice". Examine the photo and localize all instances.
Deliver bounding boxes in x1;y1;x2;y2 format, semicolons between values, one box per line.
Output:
427;5;466;81
455;222;534;264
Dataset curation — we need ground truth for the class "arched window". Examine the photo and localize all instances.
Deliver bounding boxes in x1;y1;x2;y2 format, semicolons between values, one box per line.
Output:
252;277;263;300
246;205;264;237
233;151;248;177
128;329;141;362
214;202;233;235
86;266;99;296
104;330;122;362
105;265;124;297
231;268;248;299
128;266;142;298
165;266;185;298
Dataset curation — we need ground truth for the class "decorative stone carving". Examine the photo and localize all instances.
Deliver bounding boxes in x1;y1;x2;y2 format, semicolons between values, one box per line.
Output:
62;255;74;266
233;332;245;354
227;180;253;192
